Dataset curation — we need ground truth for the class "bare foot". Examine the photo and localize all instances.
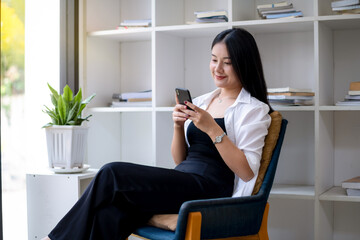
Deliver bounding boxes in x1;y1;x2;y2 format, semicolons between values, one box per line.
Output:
41;237;51;240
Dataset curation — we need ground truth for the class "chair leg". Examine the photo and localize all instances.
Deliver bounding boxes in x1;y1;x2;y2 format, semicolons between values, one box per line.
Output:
258;203;269;240
185;212;202;240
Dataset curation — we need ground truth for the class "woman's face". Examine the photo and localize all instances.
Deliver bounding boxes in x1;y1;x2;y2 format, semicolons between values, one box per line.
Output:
210;42;242;90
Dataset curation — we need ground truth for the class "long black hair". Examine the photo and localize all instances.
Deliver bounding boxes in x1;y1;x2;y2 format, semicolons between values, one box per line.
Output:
211;28;272;112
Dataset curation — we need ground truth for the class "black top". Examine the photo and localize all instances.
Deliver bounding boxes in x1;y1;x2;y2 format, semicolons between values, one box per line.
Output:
174;119;234;191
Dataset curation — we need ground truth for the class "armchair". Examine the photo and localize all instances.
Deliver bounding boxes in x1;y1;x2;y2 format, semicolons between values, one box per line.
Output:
132;112;287;240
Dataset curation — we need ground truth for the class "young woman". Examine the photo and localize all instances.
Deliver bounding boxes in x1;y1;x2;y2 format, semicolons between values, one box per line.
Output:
43;28;272;240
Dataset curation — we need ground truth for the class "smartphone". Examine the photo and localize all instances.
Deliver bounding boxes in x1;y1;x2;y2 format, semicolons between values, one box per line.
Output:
175;88;193;110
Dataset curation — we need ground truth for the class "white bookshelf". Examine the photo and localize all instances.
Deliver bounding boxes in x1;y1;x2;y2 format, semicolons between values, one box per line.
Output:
79;0;360;239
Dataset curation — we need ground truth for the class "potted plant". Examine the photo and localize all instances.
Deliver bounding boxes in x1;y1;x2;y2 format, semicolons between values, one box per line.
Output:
43;83;96;170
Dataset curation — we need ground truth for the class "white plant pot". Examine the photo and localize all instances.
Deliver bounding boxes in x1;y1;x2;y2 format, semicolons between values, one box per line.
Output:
45;125;89;169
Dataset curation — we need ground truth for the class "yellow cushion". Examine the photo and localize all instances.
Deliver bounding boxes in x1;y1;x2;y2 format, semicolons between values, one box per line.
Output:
251;111;282;195
148;111;282;231
148;214;178;231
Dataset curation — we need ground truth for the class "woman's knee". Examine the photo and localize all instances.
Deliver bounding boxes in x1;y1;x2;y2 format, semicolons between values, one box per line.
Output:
98;162;138;182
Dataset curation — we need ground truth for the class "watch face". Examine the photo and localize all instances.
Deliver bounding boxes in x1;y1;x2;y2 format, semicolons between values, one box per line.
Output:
214;132;226;144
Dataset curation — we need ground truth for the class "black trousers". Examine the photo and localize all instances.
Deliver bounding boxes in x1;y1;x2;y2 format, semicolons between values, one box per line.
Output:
48;162;233;240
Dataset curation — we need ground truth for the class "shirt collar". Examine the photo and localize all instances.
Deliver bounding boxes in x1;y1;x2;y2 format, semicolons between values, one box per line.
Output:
200;88;251;110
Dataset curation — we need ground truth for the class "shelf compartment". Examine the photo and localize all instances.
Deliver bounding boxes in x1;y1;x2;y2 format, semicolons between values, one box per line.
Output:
268;198;314;240
87;112;154;168
318;24;360;106
273;111;315;186
155;0;228;27
86;0;152;32
85;38;152;108
155;31;216;107
319;187;360;202
270;184;315;200
155;112;175;169
255;30;315;94
232;0;315;21
318;0;360;20
318;15;360;30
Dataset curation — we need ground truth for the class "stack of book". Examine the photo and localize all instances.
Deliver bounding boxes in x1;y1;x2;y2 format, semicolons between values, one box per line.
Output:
257;1;303;19
267;87;315;106
193;10;228;23
336;81;360;106
342;176;360;196
118;19;152;29
331;0;360;14
111;90;152;107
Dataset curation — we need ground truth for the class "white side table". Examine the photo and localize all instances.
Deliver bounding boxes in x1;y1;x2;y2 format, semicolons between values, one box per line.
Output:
26;169;98;239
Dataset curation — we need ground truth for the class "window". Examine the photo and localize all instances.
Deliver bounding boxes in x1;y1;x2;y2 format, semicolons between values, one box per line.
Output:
1;0;77;238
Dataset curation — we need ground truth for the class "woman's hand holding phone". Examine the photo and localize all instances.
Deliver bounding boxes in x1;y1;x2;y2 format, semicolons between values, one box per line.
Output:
183;101;218;136
173;89;190;128
172;100;189;128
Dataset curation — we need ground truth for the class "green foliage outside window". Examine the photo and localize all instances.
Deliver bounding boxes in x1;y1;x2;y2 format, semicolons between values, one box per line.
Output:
1;0;25;120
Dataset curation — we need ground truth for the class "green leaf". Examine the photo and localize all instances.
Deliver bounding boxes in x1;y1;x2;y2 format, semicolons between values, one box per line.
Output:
67;101;80;123
63;85;73;103
47;83;60;101
50;94;58;107
57;95;66;125
43;106;59;123
74;88;82;104
76;104;86;118
42;123;54;128
82;93;96;105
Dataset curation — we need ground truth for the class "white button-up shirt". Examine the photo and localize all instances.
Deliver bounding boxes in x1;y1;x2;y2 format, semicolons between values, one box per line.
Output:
184;88;271;197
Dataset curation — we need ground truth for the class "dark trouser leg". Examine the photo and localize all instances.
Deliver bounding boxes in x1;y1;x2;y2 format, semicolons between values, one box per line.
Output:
48;162;227;240
89;204;152;240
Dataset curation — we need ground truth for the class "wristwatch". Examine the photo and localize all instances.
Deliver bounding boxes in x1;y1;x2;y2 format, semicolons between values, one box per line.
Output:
213;132;226;144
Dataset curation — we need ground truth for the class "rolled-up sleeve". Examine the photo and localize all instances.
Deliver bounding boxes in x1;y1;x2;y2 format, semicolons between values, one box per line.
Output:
234;104;271;175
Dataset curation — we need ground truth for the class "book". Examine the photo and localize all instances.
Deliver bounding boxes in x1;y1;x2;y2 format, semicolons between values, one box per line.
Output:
196;17;228;23
113;90;152;100
345;94;360;100
332;4;360;11
257;1;291;10
269;99;314;106
338;8;360;13
260;8;296;16
342;176;360;189
194;10;227;19
258;4;294;13
350;81;360;91
267;87;313;93
336;100;360;106
346;188;360;196
265;11;303;19
111;101;152;107
126;98;152;102
331;0;360;8
348;90;360;95
268;92;315;96
268;95;313;100
120;19;151;27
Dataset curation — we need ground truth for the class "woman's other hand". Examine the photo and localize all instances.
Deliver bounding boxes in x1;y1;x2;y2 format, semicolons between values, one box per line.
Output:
183;101;219;136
